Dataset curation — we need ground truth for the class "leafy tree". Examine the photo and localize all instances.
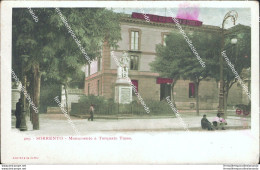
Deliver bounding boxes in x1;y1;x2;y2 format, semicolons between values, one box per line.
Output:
40;80;61;113
151;31;221;115
151;25;250;116
12;8;121;129
221;26;251;114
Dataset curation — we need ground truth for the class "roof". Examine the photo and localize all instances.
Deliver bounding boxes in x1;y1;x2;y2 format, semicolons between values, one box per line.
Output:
118;13;222;33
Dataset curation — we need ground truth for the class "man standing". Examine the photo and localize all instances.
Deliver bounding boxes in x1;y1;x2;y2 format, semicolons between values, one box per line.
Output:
15;98;22;128
88;104;94;121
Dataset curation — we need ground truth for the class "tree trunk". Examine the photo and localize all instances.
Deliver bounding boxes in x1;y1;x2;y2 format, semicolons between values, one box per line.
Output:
30;95;34;122
195;81;200;116
28;80;34;122
224;85;229;119
32;63;41;130
64;83;69;115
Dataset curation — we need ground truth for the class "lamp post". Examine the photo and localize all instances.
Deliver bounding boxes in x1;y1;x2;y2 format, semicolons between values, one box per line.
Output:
218;11;238;117
222;37;238;116
19;55;30;131
231;38;238;45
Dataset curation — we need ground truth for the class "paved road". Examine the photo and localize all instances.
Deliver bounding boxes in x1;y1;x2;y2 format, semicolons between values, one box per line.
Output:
12;114;250;135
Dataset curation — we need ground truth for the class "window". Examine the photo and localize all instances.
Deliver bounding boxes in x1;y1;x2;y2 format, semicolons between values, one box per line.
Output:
88;64;90;76
156;77;173;101
131;31;139;50
97;80;100;96
131;80;138;95
97;57;102;71
85;65;89;77
163;34;168;46
130;55;139;70
129;28;141;51
162;33;169;46
88;83;90;95
189;83;195;98
160;84;171;101
100;80;102;95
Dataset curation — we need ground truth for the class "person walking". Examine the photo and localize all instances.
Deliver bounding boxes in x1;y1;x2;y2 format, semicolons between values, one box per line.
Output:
15;98;22;128
88;104;94;121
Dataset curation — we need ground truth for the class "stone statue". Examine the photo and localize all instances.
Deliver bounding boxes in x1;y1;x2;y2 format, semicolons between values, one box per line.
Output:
120;51;130;67
115;51;132;104
117;51;129;79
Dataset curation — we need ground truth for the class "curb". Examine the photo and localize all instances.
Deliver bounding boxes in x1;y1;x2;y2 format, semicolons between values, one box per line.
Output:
71;114;176;119
97;126;251;132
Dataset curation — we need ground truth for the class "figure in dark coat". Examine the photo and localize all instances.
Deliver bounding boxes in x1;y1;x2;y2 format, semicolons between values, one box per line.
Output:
201;114;213;130
88;104;94;121
15;98;22;128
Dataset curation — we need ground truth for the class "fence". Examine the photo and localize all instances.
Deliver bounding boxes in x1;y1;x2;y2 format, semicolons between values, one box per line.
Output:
71;99;175;116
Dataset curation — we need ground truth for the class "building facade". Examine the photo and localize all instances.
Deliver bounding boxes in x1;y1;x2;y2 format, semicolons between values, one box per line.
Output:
84;12;250;110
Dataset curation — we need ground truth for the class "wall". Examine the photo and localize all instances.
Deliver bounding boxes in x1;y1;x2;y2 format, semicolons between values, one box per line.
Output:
174;80;219;110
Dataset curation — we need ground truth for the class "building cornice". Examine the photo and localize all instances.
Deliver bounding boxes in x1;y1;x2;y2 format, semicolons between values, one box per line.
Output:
120;16;222;33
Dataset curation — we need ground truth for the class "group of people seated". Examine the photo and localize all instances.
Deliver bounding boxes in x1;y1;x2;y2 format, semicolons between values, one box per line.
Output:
201;113;227;130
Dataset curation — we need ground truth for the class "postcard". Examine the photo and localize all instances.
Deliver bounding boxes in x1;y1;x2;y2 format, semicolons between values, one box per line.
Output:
1;1;259;164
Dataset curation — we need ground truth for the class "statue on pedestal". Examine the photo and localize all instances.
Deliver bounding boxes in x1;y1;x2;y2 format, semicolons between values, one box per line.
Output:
115;51;132;104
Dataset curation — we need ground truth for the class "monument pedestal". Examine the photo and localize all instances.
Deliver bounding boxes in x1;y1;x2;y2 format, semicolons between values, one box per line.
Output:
114;78;132;104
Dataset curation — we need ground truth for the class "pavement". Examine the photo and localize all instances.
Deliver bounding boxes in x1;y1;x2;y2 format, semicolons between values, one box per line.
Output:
9;111;256;164
11;110;251;135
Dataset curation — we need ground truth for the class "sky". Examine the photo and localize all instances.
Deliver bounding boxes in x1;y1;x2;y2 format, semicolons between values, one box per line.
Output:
112;8;251;28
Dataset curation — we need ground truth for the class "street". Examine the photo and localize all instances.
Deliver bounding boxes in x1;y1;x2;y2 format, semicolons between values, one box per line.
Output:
12;113;251;135
8;114;257;164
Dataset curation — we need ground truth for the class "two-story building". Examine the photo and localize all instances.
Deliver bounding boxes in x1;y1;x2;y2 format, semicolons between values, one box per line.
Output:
84;12;250;110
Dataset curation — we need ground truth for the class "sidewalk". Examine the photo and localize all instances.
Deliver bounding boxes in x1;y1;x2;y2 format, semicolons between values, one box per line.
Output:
12;112;250;133
68;110;251;131
70;109;240;119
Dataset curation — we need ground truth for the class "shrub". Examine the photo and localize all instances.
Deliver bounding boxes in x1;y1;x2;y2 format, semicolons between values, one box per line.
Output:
145;99;176;115
71;95;176;116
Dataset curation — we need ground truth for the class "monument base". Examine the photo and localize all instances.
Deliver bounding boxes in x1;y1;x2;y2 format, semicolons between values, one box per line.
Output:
115;79;132;104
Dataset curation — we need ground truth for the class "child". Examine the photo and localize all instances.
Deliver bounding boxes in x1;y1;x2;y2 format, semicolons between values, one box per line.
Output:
212;113;227;130
220;113;227;129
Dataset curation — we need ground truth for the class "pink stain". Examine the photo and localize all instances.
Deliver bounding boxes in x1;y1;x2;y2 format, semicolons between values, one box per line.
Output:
176;2;200;21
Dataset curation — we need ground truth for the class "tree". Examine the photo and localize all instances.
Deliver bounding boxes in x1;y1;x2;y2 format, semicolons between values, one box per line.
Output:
150;31;221;115
221;26;251;114
150;34;182;107
12;8;122;129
